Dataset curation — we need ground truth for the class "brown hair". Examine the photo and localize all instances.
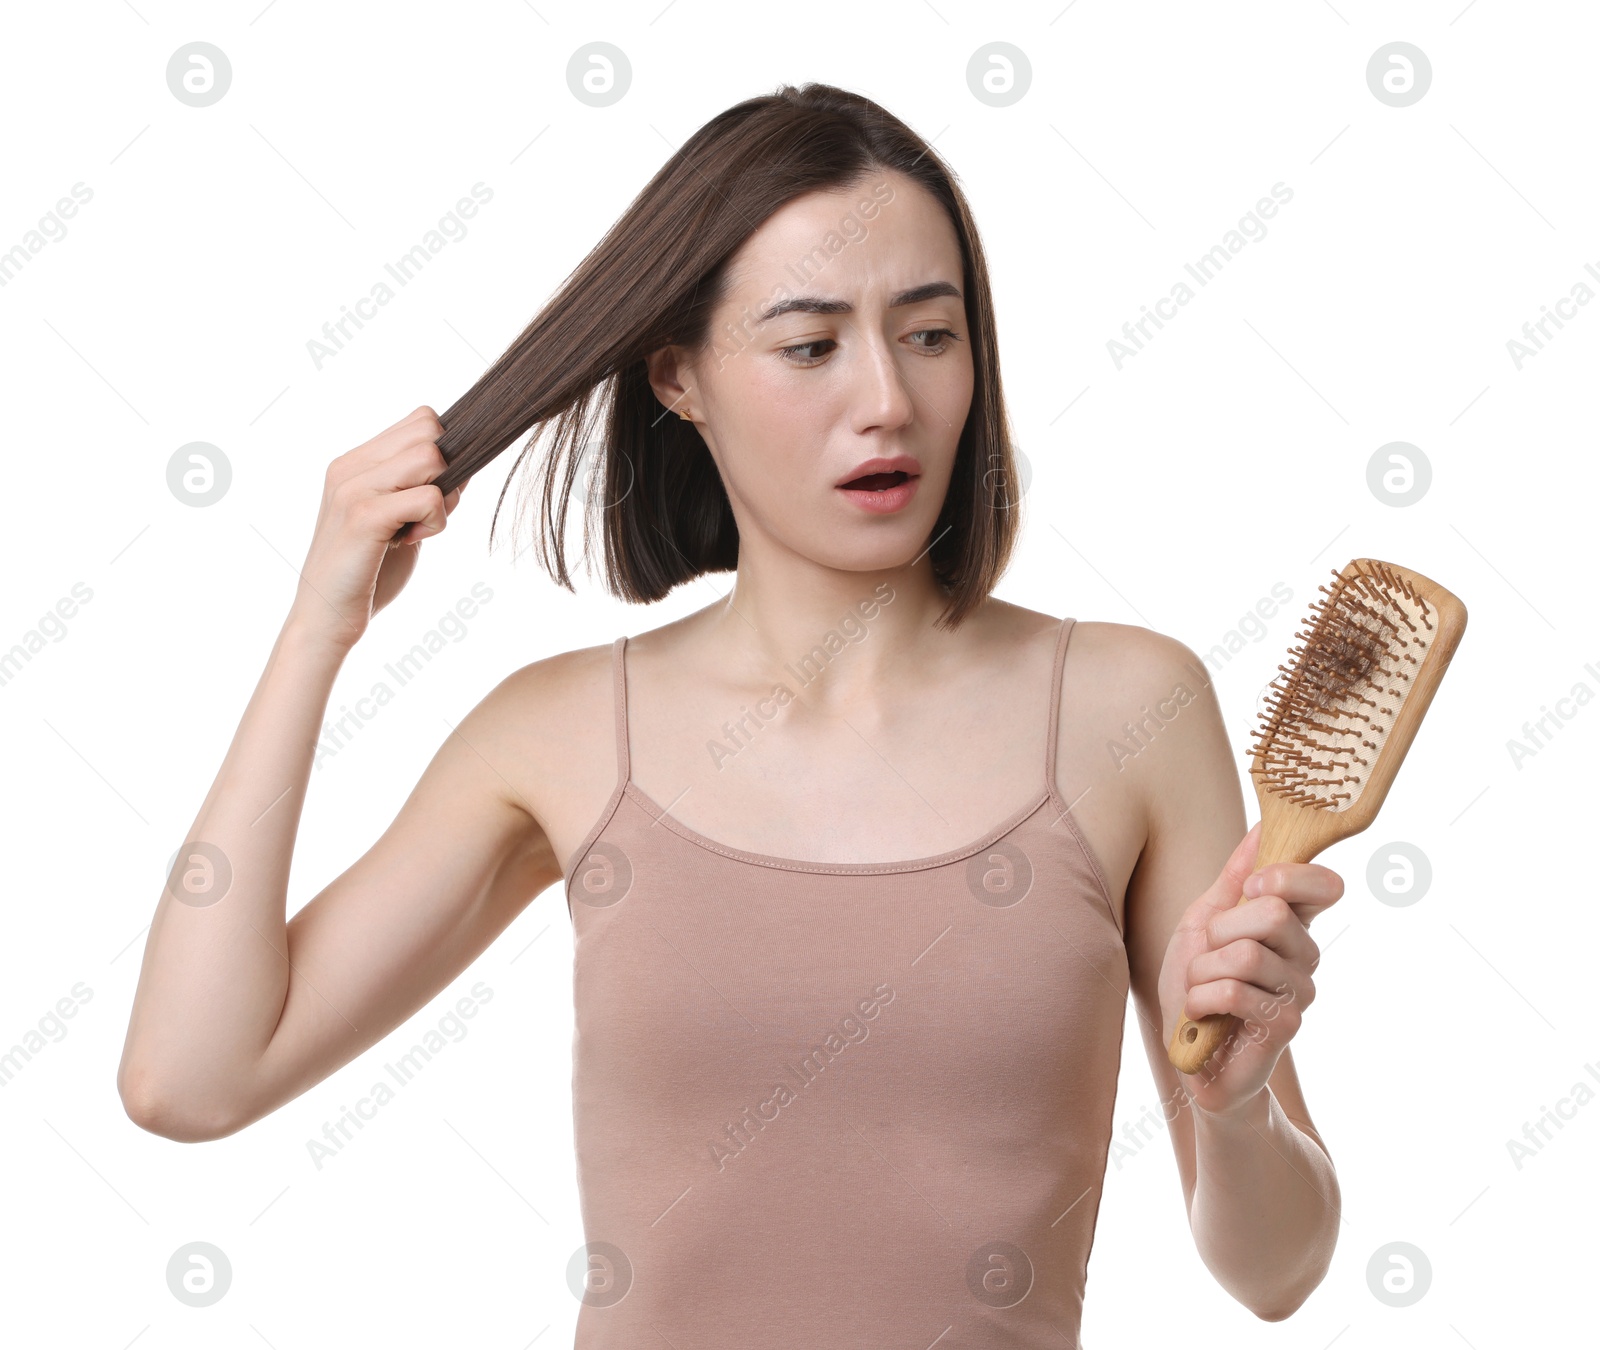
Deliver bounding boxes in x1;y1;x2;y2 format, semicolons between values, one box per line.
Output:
431;80;1020;629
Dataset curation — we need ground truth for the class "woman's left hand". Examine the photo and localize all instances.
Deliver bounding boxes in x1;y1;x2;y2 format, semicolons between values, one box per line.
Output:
1159;821;1344;1117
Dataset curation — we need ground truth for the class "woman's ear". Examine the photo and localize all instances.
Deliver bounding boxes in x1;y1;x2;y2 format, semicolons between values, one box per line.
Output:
644;344;696;421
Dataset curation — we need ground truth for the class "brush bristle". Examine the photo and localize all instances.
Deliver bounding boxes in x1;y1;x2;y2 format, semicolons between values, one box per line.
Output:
1251;560;1435;812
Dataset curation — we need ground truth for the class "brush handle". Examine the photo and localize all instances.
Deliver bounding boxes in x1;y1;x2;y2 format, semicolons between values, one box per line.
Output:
1167;795;1317;1076
1167;888;1257;1075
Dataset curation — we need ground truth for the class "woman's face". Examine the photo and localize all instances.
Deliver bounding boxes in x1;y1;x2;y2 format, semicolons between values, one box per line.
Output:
650;169;975;576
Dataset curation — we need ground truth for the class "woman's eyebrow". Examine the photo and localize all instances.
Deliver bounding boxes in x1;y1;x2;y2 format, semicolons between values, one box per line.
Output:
756;279;962;322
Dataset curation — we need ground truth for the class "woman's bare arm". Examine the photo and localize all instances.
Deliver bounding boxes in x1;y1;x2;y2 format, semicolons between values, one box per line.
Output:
119;629;563;1140
1116;628;1342;1319
117;407;561;1140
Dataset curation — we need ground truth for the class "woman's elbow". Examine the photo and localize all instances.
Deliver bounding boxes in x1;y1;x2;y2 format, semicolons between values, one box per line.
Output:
1247;1253;1334;1322
117;1061;241;1143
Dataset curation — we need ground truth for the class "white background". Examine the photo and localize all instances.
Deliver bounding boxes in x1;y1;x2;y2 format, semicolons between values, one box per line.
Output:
1;0;1593;1345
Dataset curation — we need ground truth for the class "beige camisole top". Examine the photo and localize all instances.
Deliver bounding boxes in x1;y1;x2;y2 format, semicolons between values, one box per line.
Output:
563;616;1128;1347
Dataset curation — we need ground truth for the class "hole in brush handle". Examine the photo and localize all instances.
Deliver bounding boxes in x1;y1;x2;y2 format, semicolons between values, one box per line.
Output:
1169;1010;1236;1073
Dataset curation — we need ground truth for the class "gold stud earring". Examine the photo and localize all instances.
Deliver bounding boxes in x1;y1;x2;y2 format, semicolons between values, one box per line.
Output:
678;409;692;421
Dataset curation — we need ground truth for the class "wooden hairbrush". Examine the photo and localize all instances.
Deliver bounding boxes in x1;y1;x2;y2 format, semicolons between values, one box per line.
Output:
1167;557;1468;1074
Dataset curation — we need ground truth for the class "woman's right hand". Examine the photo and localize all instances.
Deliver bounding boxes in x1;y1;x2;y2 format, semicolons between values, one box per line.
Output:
287;405;465;651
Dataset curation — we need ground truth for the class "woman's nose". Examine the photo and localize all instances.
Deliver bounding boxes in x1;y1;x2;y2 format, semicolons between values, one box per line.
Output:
849;337;917;433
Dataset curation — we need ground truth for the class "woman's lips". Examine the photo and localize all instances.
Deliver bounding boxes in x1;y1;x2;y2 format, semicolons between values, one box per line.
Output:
836;471;919;514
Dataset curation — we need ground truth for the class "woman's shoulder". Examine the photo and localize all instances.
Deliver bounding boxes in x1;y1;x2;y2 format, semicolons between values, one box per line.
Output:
478;605;724;731
1063;617;1215;693
986;599;1212;695
483;637;617;722
458;637;634;871
474;610;703;746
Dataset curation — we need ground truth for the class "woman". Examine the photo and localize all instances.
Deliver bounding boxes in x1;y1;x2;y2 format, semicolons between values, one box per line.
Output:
119;82;1342;1344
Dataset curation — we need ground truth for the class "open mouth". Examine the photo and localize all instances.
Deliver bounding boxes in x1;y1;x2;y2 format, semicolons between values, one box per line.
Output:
838;471;913;492
835;469;920;513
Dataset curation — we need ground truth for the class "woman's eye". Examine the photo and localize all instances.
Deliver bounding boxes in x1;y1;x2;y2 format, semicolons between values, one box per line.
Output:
778;338;836;365
778;328;960;366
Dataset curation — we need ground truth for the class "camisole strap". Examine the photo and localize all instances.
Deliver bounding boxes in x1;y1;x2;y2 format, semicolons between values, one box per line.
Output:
615;627;1076;800
1044;616;1078;794
610;635;632;790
